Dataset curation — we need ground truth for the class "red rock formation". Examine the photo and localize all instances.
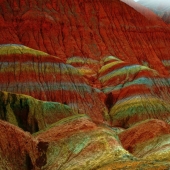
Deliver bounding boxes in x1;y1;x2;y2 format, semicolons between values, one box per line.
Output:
34;114;132;170
0;0;170;74
119;119;170;153
0;120;38;170
0;115;133;169
119;119;170;163
1;0;170;169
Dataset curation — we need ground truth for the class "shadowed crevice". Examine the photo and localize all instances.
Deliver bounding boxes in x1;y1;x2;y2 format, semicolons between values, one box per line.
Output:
26;154;33;170
105;93;113;111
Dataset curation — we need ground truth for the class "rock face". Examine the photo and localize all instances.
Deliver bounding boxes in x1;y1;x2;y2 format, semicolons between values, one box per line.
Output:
98;56;170;128
0;90;77;133
119;119;170;153
0;0;170;74
0;107;133;170
0;44;108;124
1;0;170;169
119;119;170;165
34;114;132;170
0;120;38;170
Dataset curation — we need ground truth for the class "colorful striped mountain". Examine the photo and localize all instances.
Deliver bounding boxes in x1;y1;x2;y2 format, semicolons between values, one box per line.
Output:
1;0;170;169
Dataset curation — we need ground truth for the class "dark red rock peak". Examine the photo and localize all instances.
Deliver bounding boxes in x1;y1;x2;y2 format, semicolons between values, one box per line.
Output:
0;0;170;75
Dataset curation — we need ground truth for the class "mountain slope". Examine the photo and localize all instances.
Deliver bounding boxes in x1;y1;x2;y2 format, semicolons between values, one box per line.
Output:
0;0;170;74
1;0;170;169
0;44;108;124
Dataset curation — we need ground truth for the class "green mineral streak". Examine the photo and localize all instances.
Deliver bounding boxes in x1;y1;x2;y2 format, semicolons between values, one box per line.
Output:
6;104;18;126
100;65;156;83
66;56;98;64
42;101;72;113
102;77;154;93
0;91;79;133
69;137;90;154
60;63;80;75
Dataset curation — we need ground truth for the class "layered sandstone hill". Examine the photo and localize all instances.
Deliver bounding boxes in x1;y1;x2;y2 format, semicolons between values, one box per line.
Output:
1;45;170;169
0;44;108;124
1;0;170;169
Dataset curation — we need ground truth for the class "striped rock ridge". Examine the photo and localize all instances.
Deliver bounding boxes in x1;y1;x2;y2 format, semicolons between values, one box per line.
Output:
119;119;170;153
0;44;108;124
66;56;101;88
99;56;170;128
119;119;170;165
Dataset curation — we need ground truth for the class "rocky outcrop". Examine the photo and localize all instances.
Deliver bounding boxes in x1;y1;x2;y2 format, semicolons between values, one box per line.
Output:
119;119;170;164
34;114;132;170
0;90;77;133
0;114;133;170
119;119;170;153
0;120;38;170
98;119;170;169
